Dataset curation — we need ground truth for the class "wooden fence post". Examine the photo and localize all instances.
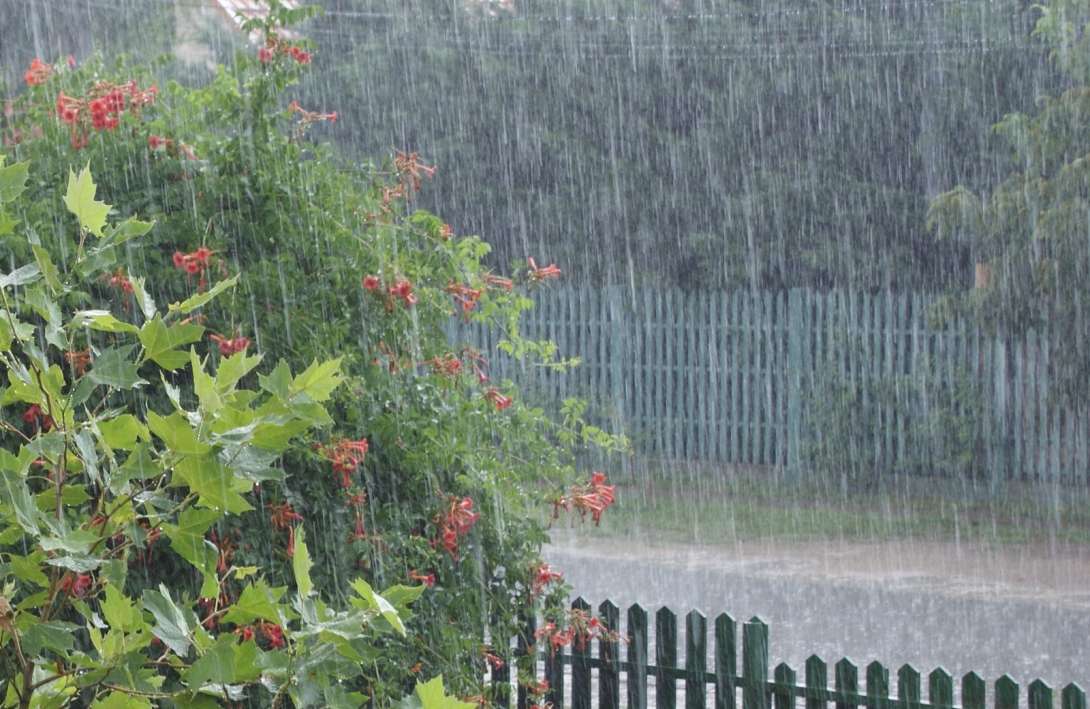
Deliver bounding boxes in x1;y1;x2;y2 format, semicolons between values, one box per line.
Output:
994;675;1018;709
571;598;593;709
657;606;679;709
628;604;649;709
715;613;737;709
687;611;708;709
742;617;769;709
806;655;828;709
963;671;986;709
600;600;621;709
865;661;889;709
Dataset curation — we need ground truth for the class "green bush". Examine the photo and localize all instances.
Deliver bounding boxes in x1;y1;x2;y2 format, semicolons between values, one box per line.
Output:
1;3;625;706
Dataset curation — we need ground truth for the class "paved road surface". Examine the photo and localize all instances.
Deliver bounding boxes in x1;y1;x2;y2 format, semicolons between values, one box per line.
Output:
544;534;1090;694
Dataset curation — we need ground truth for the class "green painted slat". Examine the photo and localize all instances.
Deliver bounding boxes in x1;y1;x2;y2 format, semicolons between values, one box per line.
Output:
896;294;909;466
995;675;1019;709
657;606;679;709
687;611;708;709
599;601;621;709
835;659;858;709
1029;680;1053;709
806;655;828;709
730;292;742;462
866;661;888;709
663;290;674;459
628;604;650;709
740;292;752;463
742;617;769;709
1062;683;1087;709
963;672;986;709
786;290;803;482
1026;331;1040;479
763;291;775;466
1013;339;1025;478
715;613;737;709
929;668;954;708
774;663;797;709
715;292;729;461
571;598;592;709
898;665;921;709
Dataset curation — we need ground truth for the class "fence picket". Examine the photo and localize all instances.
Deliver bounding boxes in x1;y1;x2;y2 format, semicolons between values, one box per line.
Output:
866;661;889;709
1062;684;1087;709
898;665;921;709
774;663;797;709
930;668;954;709
628;605;649;709
743;618;770;709
572;598;593;709
962;672;985;709
994;675;1018;709
806;656;828;709
835;659;859;709
715;614;737;709
600;601;621;709
657;606;679;709
688;611;708;709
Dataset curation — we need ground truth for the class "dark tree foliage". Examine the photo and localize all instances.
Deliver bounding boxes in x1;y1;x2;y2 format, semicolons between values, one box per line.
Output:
297;0;1059;293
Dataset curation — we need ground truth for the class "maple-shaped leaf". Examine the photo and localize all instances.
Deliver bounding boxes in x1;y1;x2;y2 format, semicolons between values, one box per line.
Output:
62;163;111;237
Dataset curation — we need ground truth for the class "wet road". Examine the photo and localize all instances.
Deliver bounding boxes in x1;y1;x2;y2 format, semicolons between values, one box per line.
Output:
543;534;1090;694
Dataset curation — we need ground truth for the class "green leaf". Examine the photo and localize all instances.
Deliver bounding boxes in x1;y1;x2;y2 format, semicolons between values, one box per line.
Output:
92;692;152;709
259;360;292;401
101;215;155;249
219;580;285;626
397;676;478;709
293;525;314;599
190;349;221;415
139;316;204;371
43;553;101;573
0;205;17;235
144;585;193;657
32;245;62;291
102;585;147;633
163;508;222;598
63;163;111;237
0;263;41;289
22;620;79;656
98;414;145;451
89;345;147;390
0;469;38;533
0;158;30;202
171;455;254;514
349;578;405;635
291;358;344;403
147;411;212;455
9;553;49;586
129;277;157;321
183;634;262;690
73;310;140;334
216;351;263;394
169;275;239;315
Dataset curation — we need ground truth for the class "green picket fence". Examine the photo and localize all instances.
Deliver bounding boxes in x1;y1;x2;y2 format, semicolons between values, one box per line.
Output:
493;598;1086;709
449;287;1088;483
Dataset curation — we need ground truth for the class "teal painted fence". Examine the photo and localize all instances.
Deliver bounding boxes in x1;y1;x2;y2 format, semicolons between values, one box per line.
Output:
494;598;1086;709
449;287;1087;484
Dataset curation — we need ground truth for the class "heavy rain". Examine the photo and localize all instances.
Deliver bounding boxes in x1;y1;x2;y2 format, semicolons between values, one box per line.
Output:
1;1;1089;708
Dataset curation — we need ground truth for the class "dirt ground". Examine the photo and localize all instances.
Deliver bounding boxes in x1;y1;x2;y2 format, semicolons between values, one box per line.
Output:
546;532;1090;610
